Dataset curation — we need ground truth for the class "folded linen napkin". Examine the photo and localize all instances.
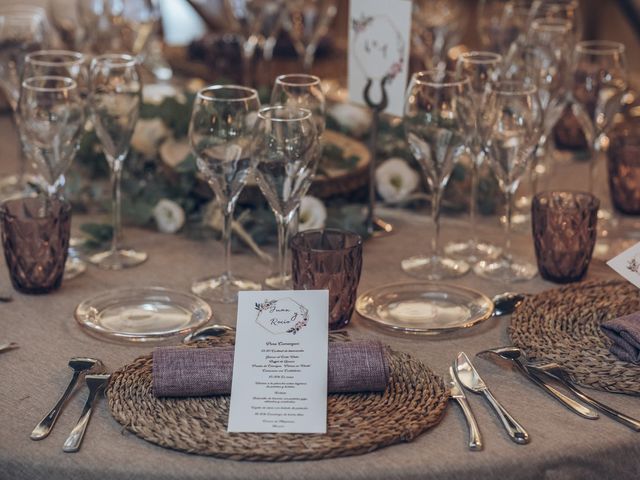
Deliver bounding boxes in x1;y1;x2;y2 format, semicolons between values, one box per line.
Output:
153;341;390;397
601;312;640;364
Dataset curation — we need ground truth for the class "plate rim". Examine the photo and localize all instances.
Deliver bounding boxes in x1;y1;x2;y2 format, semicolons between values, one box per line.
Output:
355;281;495;335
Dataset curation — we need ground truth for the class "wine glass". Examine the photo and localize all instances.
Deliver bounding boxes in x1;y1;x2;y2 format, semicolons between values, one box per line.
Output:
530;0;582;48
475;80;543;282
0;6;49;197
88;54;147;270
106;0;160;56
252;106;320;289
188;85;262;303
402;70;473;280
281;0;338;72
478;0;530;55
18;76;84;196
445;51;503;264
271;73;325;137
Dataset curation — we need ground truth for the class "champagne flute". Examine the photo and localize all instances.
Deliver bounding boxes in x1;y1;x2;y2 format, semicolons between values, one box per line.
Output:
445;51;503;264
188;85;262;303
281;0;338;72
88;54;147;270
475;80;543;282
270;73;325;137
402;70;473;280
252;106;320;289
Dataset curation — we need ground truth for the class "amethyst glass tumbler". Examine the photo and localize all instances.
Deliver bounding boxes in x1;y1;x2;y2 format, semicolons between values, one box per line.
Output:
531;191;599;283
0;197;71;294
291;229;363;330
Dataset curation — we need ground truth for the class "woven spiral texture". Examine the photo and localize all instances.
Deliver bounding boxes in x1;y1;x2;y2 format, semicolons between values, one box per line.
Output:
509;279;640;394
106;332;449;461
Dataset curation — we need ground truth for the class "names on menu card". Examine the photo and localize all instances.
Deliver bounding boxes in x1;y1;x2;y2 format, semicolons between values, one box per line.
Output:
227;290;329;433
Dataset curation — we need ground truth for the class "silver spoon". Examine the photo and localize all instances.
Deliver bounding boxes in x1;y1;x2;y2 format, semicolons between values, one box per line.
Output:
492;292;527;317
183;324;235;344
30;357;104;440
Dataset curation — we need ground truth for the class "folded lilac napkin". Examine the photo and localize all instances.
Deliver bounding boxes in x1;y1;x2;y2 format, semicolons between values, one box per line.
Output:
601;312;640;364
153;341;390;397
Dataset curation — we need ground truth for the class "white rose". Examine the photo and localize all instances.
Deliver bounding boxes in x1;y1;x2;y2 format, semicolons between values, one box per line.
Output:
298;196;327;231
328;103;372;136
375;158;420;204
131;118;170;158
143;83;186;105
153;199;185;234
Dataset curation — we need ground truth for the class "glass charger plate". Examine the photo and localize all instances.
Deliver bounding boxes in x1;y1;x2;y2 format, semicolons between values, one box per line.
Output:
355;282;494;335
75;287;213;342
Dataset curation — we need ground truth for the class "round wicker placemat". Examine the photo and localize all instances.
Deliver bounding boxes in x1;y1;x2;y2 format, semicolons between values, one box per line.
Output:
106;333;449;461
509;279;640;394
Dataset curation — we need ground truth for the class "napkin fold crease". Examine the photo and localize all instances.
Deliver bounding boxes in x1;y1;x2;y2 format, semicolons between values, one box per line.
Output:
601;312;640;364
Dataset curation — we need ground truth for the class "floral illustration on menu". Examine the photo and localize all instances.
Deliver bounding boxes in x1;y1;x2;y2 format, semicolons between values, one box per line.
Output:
255;298;309;335
351;14;404;82
627;255;640;274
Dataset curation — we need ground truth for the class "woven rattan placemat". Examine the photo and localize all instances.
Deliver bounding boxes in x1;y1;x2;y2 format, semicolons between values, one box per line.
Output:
509;279;640;395
106;333;449;461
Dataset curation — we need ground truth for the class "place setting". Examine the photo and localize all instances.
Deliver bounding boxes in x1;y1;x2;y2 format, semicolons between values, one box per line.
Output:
2;0;640;477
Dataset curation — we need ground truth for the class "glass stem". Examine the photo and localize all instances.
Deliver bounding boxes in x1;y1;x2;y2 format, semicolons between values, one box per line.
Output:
588;139;600;195
10;111;26;188
276;215;290;284
470;153;480;246
431;188;442;258
222;204;234;280
302;44;316;73
504;190;513;262
110;158;123;255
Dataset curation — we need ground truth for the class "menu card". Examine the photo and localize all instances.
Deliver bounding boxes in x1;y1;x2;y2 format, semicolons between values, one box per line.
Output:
608;241;640;289
227;290;329;433
347;0;412;117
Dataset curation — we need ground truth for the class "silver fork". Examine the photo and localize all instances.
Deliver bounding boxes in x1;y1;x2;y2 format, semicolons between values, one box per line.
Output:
528;362;640;432
62;374;111;453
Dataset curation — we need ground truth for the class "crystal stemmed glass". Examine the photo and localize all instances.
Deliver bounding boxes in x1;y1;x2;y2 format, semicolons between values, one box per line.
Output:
401;71;473;280
444;51;503;264
88;54;147;270
18;76;84;196
252;106;320;289
281;0;338;72
477;0;530;55
23;50;89;280
475;80;543;282
188;85;262;303
530;0;582;48
0;6;49;197
271;74;326;137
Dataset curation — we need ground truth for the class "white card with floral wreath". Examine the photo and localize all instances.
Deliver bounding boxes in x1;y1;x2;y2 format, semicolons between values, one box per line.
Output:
347;0;412;117
607;241;640;289
228;290;329;433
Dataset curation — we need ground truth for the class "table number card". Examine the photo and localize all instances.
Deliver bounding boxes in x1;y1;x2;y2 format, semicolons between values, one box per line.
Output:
228;290;329;433
347;0;412;117
607;241;640;289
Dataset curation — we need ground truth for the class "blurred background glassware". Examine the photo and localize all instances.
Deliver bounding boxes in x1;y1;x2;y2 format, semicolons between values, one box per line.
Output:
530;0;582;49
252;105;320;289
88;54;147;270
445;51;503;264
401;70;473;280
0;5;49;199
532;191;599;283
475;80;542;283
291;228;363;330
0;196;71;294
281;0;338;72
607;90;640;216
271;73;326;137
477;0;531;55
411;0;468;71
188;85;262;303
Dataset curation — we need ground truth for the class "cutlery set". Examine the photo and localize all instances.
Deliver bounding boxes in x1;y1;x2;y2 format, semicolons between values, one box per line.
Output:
30;357;109;452
451;348;640;450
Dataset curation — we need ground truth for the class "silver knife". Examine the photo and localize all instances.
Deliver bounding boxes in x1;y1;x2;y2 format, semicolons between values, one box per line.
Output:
455;352;530;445
449;366;482;451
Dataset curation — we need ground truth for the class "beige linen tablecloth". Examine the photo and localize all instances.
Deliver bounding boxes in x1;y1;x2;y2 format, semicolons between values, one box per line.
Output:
1;115;639;480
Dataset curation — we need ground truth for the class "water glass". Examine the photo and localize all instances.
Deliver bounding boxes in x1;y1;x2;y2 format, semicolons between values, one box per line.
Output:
291;229;363;330
531;191;599;283
0;196;71;294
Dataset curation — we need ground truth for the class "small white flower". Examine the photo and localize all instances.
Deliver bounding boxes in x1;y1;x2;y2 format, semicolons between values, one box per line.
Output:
131;118;170;158
375;158;420;204
143;83;186;105
153;199;185;234
327;103;372;136
298;196;327;231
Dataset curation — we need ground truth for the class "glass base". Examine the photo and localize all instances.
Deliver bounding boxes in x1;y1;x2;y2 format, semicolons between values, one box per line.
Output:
88;248;148;270
63;254;86;280
444;240;502;263
401;255;470;280
264;273;292;290
474;257;537;283
191;274;261;304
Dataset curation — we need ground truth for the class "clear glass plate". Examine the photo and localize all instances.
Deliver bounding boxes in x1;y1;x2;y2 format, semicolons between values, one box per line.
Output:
74;287;213;342
355;282;494;335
